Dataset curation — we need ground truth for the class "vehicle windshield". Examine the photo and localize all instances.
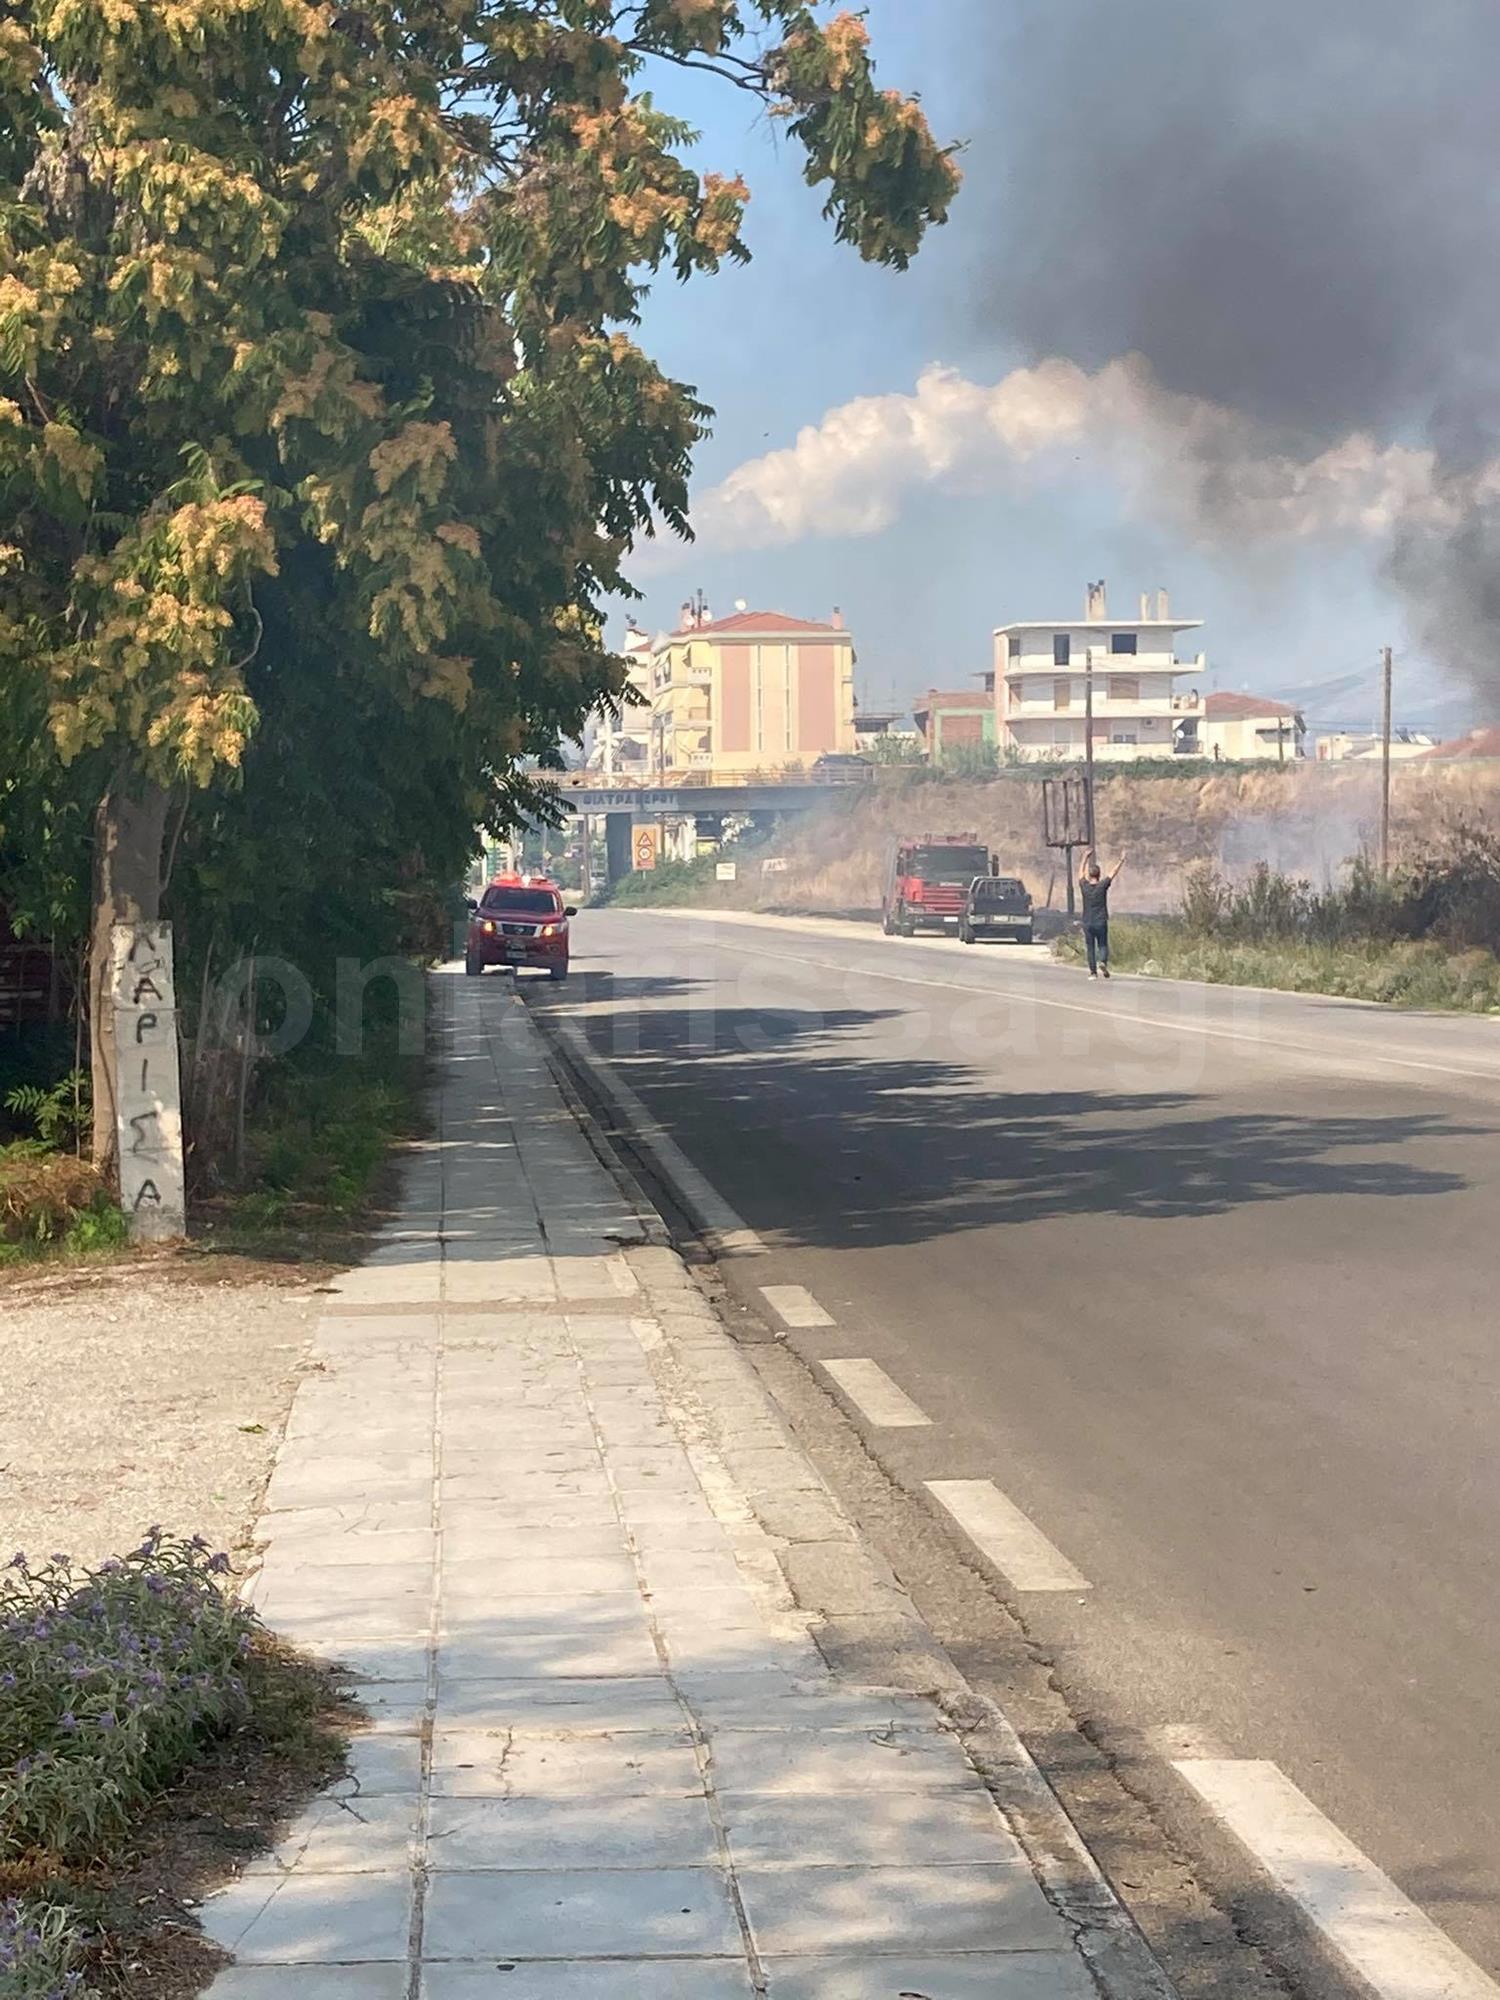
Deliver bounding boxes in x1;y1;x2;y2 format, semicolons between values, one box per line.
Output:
480;888;560;914
909;846;989;883
973;878;1028;907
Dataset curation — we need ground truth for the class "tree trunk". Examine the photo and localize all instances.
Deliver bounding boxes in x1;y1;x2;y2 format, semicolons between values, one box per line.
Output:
89;781;171;1168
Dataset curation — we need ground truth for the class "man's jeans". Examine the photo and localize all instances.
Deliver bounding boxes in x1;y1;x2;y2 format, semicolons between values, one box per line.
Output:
1085;922;1109;973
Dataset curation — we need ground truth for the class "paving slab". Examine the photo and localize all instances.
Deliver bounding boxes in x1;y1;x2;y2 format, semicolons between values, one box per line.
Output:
211;1973;409;2000
737;1863;1066;1956
422;1865;742;1960
720;1791;1026;1869
422;1966;754;1999
761;1957;1100;2000
705;1727;982;1797
429;1727;702;1798
244;1796;420;1875
433;1677;684;1731
199;1870;413;1963
426;1794;718;1870
436;1625;660;1681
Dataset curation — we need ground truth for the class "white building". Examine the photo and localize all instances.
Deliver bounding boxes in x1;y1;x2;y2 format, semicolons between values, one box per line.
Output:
1315;729;1436;763
995;582;1206;762
588;624;653;775
1202;692;1306;762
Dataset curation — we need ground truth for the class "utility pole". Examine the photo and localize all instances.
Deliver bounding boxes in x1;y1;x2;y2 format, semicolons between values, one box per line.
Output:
1380;645;1394;875
1082;646;1097;854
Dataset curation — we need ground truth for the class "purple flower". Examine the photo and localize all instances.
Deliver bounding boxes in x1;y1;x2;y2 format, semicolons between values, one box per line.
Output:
95;1711;117;1731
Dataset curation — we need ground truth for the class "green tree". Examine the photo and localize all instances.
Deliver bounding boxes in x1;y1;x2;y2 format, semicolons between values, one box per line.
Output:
0;1;957;1162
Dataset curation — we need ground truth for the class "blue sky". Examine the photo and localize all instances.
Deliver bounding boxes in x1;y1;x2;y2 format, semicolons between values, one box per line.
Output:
620;1;1471;738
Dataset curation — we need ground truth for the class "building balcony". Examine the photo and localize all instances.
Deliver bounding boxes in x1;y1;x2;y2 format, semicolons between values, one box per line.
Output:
1009;696;1198;719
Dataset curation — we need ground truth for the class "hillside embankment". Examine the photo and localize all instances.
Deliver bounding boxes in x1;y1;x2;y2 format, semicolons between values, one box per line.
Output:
702;762;1500;918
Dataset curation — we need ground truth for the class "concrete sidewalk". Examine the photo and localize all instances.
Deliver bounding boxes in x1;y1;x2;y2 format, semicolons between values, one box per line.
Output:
198;972;1151;1998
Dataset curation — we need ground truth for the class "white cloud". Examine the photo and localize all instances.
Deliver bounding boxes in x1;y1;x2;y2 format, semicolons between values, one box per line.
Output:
687;353;1462;554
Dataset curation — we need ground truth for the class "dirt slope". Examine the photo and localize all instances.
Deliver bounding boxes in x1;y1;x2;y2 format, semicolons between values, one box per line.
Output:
743;762;1500;917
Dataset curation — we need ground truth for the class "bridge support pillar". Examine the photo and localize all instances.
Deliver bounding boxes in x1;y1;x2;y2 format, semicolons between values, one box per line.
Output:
604;812;634;885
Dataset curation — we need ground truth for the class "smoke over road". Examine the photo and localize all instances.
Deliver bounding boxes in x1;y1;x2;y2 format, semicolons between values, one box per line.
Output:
974;0;1500;708
693;356;1462;555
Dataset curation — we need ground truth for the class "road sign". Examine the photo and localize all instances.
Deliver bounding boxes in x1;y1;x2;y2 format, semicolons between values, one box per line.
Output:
632;825;658;872
716;861;738;882
1042;775;1089;850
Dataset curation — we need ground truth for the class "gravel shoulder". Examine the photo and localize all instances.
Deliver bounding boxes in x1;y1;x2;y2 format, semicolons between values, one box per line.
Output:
0;1254;328;1571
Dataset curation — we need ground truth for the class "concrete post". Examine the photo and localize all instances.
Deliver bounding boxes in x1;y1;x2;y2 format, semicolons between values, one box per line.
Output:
110;921;187;1241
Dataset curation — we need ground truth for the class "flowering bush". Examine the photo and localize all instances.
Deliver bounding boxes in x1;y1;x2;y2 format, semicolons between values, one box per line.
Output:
0;1897;93;1998
0;1533;253;1866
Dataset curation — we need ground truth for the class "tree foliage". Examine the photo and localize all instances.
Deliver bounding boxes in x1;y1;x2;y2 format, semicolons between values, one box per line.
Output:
0;0;957;1149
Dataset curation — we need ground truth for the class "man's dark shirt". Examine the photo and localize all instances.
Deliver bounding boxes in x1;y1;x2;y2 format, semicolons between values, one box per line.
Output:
1081;876;1110;927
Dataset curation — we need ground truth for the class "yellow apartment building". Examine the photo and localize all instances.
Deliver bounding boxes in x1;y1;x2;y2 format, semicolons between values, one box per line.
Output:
648;606;857;780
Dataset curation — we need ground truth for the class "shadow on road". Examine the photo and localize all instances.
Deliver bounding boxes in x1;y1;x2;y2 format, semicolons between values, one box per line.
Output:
536;973;1486;1251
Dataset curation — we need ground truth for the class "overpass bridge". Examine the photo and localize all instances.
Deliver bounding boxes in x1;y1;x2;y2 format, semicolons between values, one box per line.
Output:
550;776;866;883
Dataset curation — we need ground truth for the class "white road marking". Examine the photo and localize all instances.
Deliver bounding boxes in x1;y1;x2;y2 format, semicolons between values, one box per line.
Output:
822;1358;933;1428
546;1012;767;1257
926;1479;1091;1592
760;1283;835;1328
1173;1758;1500;2000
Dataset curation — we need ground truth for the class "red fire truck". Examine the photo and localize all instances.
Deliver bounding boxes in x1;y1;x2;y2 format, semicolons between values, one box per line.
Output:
881;834;993;936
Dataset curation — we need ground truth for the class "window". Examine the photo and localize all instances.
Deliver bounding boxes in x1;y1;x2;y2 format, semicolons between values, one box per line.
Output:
481;887;562;915
1053;678;1071;712
1110;731;1138;746
1053;633;1071;666
1109;676;1140;703
1110;632;1138;655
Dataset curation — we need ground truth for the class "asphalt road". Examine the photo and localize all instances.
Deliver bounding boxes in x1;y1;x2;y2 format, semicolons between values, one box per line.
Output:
532;906;1500;1991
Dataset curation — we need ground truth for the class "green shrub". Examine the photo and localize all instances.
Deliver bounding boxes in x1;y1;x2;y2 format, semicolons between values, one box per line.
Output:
2;1074;90;1153
0;1896;95;1998
937;741;999;780
0;1535;256;1866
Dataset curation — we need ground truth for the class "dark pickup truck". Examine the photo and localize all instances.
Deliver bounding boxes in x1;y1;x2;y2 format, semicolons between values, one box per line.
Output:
960;874;1034;945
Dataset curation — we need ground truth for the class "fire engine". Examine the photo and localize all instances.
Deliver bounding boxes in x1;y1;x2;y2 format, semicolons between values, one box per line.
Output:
881;834;993;936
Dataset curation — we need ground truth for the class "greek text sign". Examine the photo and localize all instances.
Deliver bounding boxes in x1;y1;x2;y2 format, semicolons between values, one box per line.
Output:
110;923;186;1241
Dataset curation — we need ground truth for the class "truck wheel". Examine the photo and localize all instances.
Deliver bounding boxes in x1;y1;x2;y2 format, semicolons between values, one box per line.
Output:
897;906;915;938
549;963;569;982
465;954;482;977
960;925;974;945
1017;928;1034;946
881;908;895;936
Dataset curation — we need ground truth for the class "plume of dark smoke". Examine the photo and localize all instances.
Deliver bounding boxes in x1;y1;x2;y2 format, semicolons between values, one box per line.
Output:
979;0;1500;713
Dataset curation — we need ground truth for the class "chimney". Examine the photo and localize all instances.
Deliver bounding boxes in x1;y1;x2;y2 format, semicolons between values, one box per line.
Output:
1085;579;1108;620
1139;592;1151;621
1157;587;1171;620
831;607;845;630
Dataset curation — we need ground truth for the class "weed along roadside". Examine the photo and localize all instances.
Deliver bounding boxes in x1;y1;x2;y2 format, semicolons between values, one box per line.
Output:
0;1536;347;2000
1054;835;1500;1012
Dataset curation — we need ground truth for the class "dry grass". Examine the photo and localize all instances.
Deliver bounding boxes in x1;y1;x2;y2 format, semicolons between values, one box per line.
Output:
746;762;1500;918
0;1147;104;1245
